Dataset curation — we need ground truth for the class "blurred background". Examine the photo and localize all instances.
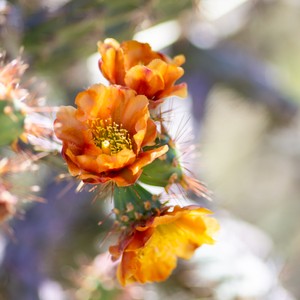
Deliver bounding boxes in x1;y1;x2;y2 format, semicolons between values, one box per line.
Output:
1;0;300;299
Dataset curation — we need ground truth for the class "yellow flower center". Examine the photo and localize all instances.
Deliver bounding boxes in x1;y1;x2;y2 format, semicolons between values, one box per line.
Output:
88;118;132;155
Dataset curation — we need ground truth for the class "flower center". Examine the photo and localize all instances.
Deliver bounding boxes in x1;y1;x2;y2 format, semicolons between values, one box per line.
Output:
88;118;132;155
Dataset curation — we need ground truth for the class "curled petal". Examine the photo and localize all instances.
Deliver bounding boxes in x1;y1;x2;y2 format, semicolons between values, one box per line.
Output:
97;39;125;85
54;106;86;152
124;65;165;99
121;40;163;69
141;118;157;147
146;59;186;99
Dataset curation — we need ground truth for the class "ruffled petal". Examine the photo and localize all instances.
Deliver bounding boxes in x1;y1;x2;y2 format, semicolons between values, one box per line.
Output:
97;38;125;84
146;59;186;99
121;40;160;70
54;106;86;151
124;65;165;99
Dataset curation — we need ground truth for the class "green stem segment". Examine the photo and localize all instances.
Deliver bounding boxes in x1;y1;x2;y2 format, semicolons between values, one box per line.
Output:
140;130;184;189
113;184;162;226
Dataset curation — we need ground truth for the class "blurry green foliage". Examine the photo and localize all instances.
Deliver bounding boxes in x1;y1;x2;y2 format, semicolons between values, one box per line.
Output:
20;0;192;71
0;101;25;146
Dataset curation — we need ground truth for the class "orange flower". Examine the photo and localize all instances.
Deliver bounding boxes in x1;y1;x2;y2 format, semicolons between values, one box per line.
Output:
98;39;187;108
110;205;219;285
54;84;168;186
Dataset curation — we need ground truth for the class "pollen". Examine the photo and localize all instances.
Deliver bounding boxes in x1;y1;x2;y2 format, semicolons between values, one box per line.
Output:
88;118;132;154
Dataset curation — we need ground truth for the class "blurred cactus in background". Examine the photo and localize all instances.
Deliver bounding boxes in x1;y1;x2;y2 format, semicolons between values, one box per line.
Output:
0;0;300;299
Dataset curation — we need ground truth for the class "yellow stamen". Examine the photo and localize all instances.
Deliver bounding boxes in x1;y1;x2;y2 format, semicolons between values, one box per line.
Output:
87;118;132;154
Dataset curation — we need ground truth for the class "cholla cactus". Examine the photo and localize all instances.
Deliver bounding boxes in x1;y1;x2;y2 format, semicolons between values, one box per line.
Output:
0;54;58;223
54;38;219;285
0;39;219;287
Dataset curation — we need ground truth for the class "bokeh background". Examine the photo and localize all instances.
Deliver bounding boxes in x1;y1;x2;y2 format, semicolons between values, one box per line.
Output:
1;0;300;299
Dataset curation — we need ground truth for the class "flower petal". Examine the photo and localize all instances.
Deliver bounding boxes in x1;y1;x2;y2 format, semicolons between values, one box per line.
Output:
128;145;168;175
97;38;125;84
124;65;165;99
146;59;186;99
141;118;157;147
54;106;86;151
121;40;162;69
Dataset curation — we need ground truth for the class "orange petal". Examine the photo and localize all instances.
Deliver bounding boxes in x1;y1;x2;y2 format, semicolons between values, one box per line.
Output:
113;93;149;143
149;59;184;84
97;39;125;84
124;65;165;99
141;118;157;147
107;167;142;187
117;251;140;285
54;106;86;150
75;84;115;121
62;148;82;176
128;145;169;175
74;149;136;174
96;149;136;171
121;40;159;70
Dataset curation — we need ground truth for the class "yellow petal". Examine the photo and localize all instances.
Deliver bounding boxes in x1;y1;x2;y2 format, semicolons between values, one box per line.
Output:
114;206;219;285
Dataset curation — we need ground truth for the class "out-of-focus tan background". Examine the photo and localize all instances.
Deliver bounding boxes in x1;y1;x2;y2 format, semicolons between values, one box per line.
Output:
1;0;300;299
